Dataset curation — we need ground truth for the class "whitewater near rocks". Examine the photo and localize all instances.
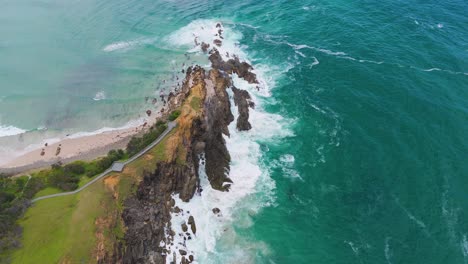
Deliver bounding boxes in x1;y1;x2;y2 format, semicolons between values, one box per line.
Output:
100;21;292;264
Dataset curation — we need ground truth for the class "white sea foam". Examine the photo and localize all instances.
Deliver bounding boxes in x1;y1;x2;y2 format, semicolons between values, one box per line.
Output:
309;57;320;68
0;117;148;166
394;196;430;237
461;234;468;258
67;117;146;139
93;91;106;101
166;19;248;63
263;36;468;78
102;37;157;52
423;68;441;72
280;154;295;164
384;237;393;264
0;134;62;166
0;125;26;138
164;19;293;263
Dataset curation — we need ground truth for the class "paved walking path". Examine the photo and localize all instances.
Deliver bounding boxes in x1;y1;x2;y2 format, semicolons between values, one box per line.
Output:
32;122;176;203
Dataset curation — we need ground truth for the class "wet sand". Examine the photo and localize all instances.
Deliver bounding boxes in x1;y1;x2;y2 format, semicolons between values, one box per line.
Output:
0;116;158;175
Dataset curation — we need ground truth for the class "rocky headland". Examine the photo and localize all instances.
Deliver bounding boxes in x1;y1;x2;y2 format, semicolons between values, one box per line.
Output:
101;23;257;264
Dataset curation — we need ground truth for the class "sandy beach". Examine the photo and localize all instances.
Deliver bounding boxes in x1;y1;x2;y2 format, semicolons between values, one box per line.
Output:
0;113;161;175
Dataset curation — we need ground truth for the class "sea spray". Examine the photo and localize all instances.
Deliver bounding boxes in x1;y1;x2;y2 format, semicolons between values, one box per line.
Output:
164;19;294;263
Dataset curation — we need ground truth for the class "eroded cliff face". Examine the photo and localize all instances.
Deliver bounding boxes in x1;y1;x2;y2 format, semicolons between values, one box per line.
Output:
107;24;258;264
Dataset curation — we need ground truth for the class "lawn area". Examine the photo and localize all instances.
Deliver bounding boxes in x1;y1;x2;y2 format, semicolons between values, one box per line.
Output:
12;178;113;264
33;187;62;199
190;96;201;111
126;128;175;177
10;127;176;263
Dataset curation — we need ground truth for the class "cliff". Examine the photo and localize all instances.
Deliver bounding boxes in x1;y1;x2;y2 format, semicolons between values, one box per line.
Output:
103;25;257;264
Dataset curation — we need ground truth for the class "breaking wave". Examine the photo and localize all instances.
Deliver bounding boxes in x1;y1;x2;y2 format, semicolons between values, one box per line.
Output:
163;19;293;263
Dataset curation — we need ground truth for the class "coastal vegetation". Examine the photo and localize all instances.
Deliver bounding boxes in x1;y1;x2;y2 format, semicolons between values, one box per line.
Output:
11;177;119;264
0;174;30;263
10;125;177;263
0;120;172;262
126;121;168;156
168;109;181;121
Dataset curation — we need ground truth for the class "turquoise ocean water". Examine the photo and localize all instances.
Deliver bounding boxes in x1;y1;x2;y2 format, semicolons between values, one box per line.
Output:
1;0;468;263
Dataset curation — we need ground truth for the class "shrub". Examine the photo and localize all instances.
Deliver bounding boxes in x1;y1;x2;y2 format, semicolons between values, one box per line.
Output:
63;162;85;175
126;122;167;157
22;177;45;199
48;169;79;191
156;120;165;127
168;110;181;121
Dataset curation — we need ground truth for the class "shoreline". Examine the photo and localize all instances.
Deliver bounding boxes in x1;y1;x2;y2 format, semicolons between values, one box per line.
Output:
0;112;162;176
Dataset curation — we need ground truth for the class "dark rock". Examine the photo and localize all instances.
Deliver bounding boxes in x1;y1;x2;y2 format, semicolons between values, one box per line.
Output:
201;42;210;53
146;110;152;116
232;87;253;131
213;39;222;47
106;59;258;263
209;49;258;84
179;249;187;255
119;162;198;264
203;69;234;191
181;223;188;232
188;216;196;234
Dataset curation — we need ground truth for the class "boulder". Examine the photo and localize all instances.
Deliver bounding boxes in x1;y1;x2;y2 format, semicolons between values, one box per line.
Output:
232;87;253;131
181;223;188;232
188;216;196;234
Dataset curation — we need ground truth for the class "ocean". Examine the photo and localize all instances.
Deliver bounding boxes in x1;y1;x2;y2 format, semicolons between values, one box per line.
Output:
1;0;468;263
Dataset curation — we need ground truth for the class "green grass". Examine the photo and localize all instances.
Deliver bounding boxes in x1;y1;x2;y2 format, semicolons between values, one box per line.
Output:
78;176;93;188
33;187;62;199
10;127;177;263
190;96;201;111
168;110;181;121
129;128;175;176
12;179;112;264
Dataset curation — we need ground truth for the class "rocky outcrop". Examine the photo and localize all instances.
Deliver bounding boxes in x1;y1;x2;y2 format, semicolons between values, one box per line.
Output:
120;162;198;264
232;86;254;131
109;25;259;263
201;42;210;53
209;49;258;84
202;69;234;191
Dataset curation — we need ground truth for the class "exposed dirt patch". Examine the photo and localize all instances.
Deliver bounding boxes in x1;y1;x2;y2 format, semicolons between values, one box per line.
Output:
94;216;111;262
104;175;120;200
144;154;154;161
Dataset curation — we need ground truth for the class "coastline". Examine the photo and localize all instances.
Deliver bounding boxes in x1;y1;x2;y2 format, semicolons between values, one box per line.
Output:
0;113;162;175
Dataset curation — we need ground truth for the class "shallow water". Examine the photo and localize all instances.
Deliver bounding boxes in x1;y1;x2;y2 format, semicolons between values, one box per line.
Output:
1;0;468;263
